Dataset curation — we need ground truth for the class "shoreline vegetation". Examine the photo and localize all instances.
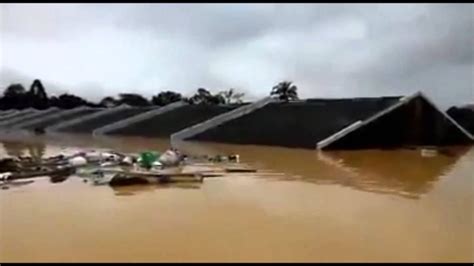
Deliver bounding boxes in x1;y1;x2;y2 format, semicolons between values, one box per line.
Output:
0;79;300;110
0;79;249;110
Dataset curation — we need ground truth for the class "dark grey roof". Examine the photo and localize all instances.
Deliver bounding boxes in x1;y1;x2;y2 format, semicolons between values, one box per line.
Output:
61;107;153;133
303;96;403;103
191;96;402;148
109;104;246;137
462;104;474;111
21;109;100;130
318;93;474;150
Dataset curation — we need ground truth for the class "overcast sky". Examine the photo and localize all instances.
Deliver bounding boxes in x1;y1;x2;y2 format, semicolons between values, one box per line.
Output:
0;3;472;108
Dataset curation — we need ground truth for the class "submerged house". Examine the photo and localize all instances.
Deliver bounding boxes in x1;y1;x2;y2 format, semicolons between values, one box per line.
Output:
317;92;473;150
176;91;474;150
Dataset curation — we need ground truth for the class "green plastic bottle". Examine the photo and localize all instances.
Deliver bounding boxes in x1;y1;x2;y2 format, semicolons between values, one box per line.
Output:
139;151;160;169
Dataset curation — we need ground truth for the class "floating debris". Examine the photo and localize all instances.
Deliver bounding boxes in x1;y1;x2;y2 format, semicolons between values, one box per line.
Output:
0;147;250;189
68;156;88;166
421;147;438;158
109;175;150;186
225;168;257;173
158;149;181;167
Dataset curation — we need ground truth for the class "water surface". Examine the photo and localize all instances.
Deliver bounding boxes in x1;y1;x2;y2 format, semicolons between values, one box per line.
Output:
0;133;472;262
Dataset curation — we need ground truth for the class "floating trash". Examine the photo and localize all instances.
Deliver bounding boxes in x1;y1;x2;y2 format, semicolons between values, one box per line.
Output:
138;151;159;169
0;147;250;189
68;156;88;166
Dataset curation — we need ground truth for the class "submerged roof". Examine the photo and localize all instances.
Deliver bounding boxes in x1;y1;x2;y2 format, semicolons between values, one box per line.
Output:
269;96;403;144
303;96;403;103
317;92;474;150
189;96;402;148
184;91;473;150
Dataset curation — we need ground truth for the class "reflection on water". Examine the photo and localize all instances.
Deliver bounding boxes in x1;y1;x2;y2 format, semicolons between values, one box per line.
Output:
1;140;46;161
111;183;202;196
0;133;472;262
315;148;468;199
0;134;470;199
173;140;470;200
1;179;35;189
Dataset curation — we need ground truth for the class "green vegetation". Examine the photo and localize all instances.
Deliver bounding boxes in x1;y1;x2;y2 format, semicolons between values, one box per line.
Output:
0;79;251;110
270;81;299;102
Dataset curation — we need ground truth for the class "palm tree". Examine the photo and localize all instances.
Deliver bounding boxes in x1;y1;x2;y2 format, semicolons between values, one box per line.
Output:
270;81;299;102
219;88;245;104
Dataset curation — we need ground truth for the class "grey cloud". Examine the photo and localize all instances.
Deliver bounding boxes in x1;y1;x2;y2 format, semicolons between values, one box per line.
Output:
1;4;103;40
0;68;110;102
0;3;472;108
0;67;68;95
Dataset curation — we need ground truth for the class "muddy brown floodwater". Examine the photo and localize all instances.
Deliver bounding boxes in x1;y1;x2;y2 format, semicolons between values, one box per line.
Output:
0;133;473;262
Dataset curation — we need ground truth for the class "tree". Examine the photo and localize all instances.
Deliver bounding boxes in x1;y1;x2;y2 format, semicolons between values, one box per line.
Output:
51;94;88;109
1;80;97;110
189;88;210;105
49;96;59;107
3;84;26;97
1;84;29;109
189;88;225;105
219;88;245;104
118;93;150;107
208;93;226;105
28;79;49;109
100;96;119;108
270;81;299;102
192;88;212;104
29;79;48;100
0;79;249;110
151;91;183;106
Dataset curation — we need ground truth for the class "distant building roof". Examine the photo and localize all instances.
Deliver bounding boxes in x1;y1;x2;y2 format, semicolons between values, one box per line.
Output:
462;104;474;110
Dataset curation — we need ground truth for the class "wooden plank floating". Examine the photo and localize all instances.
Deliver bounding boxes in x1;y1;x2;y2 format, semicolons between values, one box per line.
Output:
108;174;206;186
225;168;257;173
5;167;75;181
97;167;256;177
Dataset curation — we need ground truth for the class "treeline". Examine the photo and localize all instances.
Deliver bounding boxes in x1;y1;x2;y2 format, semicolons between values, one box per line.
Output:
0;79;249;110
0;79;301;111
